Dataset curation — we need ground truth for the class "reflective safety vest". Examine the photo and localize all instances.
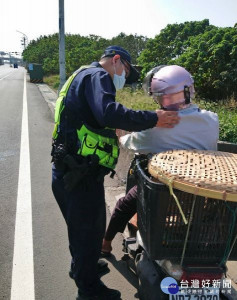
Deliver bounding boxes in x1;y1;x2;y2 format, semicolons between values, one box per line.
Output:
52;65;119;170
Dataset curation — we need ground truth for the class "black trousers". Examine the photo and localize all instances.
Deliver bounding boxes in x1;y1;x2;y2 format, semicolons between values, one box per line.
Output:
104;185;137;241
52;164;106;294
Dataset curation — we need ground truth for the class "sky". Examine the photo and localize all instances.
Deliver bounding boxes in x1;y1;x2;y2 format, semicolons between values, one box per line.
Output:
0;0;236;55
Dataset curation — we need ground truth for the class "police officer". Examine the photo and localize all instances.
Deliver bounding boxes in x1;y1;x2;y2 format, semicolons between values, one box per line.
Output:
51;46;180;300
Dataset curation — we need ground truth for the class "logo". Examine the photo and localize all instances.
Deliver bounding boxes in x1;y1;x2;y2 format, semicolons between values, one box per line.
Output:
160;277;179;295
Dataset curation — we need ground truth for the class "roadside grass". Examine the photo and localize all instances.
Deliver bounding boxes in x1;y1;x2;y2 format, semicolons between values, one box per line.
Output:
116;88;158;111
44;75;237;144
197;99;237;144
44;74;60;92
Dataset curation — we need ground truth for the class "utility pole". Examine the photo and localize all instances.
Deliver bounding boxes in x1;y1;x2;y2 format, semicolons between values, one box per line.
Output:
58;0;66;92
16;30;28;50
9;52;12;66
21;36;26;49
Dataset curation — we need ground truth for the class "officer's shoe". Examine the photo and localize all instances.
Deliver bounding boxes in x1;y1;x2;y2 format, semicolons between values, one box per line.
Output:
76;284;121;300
69;260;109;279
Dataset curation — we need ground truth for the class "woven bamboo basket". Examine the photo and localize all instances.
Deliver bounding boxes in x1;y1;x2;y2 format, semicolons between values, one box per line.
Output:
148;149;237;202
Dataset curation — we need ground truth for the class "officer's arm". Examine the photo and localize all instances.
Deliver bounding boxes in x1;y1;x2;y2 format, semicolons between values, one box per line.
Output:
85;71;158;132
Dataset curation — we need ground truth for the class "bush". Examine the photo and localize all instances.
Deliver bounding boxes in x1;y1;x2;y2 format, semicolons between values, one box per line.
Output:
196;99;237;143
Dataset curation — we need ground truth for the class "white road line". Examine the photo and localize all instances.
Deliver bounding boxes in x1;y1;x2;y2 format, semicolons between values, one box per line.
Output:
0;72;13;81
11;72;35;300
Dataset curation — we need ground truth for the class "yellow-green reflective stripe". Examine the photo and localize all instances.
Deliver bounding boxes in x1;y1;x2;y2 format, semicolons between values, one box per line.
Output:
54;97;64;123
112;145;118;157
53;65;93;140
77;125;117;146
52;125;58;139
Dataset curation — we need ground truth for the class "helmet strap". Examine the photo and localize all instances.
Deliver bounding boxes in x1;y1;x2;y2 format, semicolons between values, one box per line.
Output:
148;72;155;95
148;65;167;95
184;85;190;104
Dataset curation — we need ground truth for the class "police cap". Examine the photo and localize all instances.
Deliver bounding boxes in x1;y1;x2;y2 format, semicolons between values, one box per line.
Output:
101;45;140;84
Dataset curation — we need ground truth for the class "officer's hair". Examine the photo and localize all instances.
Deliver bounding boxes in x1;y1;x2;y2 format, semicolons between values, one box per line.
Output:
99;56;113;63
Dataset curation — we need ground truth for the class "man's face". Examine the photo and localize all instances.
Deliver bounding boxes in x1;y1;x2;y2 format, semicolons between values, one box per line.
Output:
153;91;186;108
120;59;130;79
161;91;185;107
114;57;130;78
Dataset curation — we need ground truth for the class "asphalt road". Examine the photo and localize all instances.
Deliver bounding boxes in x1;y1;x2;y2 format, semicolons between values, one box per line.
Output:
0;65;138;300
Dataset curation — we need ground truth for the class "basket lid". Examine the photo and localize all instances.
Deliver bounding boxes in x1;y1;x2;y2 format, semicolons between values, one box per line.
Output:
148;149;237;202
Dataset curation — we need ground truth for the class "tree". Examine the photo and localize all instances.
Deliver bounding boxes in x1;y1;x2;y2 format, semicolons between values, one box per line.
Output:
174;27;237;100
22;32;148;76
110;33;149;64
137;19;214;76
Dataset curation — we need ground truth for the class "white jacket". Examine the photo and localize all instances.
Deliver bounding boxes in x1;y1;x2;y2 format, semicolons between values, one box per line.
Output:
120;104;219;154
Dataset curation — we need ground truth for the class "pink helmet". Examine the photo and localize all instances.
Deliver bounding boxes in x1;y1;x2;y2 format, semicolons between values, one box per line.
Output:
143;65;195;101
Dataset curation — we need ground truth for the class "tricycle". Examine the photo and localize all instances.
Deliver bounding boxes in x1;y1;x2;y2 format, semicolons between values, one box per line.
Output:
122;148;237;300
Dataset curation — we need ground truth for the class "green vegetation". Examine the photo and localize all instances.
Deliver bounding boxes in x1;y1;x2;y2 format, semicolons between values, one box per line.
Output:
44;74;60;90
137;19;213;76
24;19;237;143
197;99;237;144
137;19;237;101
23;33;148;78
23;20;237;101
174;27;237;101
116;88;157;111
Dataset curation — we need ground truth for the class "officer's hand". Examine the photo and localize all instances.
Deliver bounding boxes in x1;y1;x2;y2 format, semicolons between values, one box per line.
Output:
155;110;180;128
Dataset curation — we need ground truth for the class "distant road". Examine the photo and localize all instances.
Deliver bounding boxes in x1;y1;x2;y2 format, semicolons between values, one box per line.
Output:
0;64;15;81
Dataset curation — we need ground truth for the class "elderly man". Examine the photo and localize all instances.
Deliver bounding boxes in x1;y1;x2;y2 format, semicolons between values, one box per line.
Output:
101;65;219;256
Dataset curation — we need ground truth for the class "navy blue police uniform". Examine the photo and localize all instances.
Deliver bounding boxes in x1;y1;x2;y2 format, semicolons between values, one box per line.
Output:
52;60;157;297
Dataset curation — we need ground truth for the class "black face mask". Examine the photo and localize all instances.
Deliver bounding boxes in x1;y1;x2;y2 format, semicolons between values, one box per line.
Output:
162;101;186;111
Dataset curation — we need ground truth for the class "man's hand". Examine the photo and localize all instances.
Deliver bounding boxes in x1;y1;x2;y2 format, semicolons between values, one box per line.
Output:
156;110;180;128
